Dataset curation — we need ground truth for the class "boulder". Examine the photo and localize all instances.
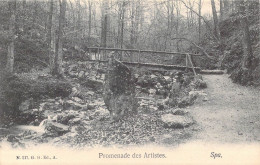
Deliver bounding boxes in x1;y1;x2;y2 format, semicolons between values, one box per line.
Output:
194;76;207;89
103;52;138;121
39;101;63;111
136;75;149;87
58;114;75;125
68;64;78;74
148;88;156;95
157;102;165;110
177;91;198;108
40;119;69;137
68;117;81;125
86;91;95;96
19;98;33;111
164;76;172;83
150;74;157;79
7;135;20;143
87;103;96;110
78;71;85;78
161;114;193;128
19;108;43;125
81;78;103;91
63;100;86;110
172;109;188;116
72;97;84;104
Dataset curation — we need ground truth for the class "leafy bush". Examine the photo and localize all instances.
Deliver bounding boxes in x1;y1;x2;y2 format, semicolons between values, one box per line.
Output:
0;73;72;114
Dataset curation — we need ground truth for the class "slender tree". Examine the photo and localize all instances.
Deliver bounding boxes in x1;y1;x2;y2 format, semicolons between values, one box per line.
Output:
240;0;253;70
76;0;81;38
101;0;109;48
198;0;202;42
88;0;92;40
47;0;54;72
220;0;224;21
6;0;16;73
211;0;221;40
120;0;126;49
52;0;66;76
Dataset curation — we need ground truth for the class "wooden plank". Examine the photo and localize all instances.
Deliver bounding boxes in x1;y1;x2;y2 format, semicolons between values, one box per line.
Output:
121;61;201;72
87;47;202;56
86;59;201;72
200;70;225;75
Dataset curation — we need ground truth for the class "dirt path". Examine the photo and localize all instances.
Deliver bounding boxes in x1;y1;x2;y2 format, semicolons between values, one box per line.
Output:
186;74;260;143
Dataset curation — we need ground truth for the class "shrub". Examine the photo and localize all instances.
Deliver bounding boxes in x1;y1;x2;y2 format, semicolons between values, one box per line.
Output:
0;73;72;115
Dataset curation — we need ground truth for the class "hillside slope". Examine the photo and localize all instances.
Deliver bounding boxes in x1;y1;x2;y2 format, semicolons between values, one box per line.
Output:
219;2;259;85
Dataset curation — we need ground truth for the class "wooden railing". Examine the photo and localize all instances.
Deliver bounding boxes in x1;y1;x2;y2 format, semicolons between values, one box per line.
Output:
85;47;202;73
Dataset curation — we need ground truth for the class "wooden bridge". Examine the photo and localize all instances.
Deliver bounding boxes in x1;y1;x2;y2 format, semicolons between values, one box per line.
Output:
85;47;204;75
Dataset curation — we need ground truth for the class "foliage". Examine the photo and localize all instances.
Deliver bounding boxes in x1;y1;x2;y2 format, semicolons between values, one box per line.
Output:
218;1;260;85
0;72;72;114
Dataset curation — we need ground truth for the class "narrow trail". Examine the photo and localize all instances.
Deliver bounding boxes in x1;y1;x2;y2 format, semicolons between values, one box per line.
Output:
186;74;260;143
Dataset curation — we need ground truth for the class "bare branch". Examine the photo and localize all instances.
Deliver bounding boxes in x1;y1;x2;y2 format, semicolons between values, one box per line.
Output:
63;28;84;37
179;0;219;41
171;37;215;60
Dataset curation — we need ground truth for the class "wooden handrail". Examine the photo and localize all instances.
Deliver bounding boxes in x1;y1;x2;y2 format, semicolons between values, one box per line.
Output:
186;53;197;76
87;47;202;57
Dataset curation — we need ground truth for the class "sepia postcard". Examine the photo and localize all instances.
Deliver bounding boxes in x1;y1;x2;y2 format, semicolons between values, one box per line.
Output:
0;0;259;164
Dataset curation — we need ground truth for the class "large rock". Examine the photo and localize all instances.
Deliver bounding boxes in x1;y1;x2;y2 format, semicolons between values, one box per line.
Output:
40;119;69;137
68;117;81;125
161;114;194;128
194;75;207;89
78;71;85;78
19;98;43;125
39;101;63;111
103;52;138;121
58;114;75;125
81;78;103;91
19;98;33;111
63;100;86;110
178;92;198;108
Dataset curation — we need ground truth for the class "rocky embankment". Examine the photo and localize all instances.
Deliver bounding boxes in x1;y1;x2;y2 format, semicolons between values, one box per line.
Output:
0;60;208;148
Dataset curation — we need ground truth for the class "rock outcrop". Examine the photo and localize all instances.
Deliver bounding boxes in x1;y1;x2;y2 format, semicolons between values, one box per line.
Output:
103;52;138;121
161;114;194;129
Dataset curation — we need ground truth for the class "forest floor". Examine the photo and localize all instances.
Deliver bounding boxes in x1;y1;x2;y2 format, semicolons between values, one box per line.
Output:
186;74;260;143
1;73;259;149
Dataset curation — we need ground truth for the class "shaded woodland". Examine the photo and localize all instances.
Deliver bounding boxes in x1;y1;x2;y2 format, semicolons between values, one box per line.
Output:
0;0;259;148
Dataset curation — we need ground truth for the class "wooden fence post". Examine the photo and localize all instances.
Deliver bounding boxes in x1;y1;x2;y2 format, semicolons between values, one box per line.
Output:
138;50;140;63
187;53;197;76
186;54;188;70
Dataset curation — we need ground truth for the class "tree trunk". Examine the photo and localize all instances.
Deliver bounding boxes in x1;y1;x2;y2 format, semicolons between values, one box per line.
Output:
223;0;230;15
120;1;126;49
135;0;141;47
101;15;108;47
211;0;221;40
47;0;54;72
76;0;81;38
130;0;135;47
198;0;201;43
6;0;16;73
52;0;66;77
101;0;108;48
240;0;253;70
220;0;224;21
180;0;218;41
21;0;26;32
88;0;92;40
175;0;180;51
